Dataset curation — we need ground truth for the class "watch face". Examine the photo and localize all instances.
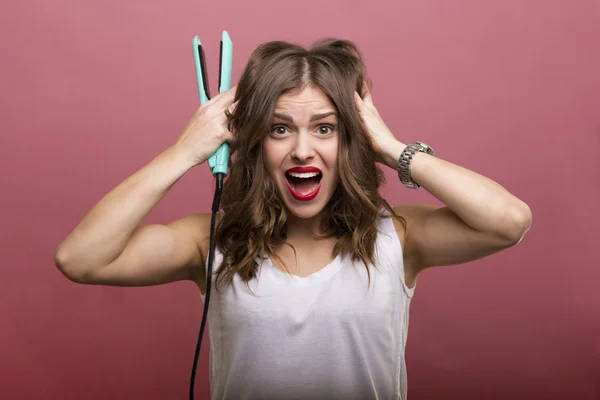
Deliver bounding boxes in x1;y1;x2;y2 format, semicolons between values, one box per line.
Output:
417;142;435;156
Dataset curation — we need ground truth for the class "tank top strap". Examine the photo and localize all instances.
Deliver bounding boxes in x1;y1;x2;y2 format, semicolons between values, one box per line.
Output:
377;207;416;298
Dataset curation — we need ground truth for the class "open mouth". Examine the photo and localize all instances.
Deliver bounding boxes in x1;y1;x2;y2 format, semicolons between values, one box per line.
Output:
285;171;322;196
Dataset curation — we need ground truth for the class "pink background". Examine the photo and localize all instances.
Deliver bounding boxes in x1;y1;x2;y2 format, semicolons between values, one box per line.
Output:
1;0;598;398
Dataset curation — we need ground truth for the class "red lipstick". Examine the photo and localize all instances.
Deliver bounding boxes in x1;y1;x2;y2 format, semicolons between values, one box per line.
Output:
284;166;323;201
285;166;322;174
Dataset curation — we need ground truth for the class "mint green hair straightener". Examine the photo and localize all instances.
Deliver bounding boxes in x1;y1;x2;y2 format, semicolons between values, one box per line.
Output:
189;30;232;400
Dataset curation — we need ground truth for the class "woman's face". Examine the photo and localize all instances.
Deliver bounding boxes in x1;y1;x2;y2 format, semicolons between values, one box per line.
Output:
263;86;340;222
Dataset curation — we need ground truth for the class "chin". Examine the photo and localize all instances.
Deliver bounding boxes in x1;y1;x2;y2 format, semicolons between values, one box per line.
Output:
284;203;325;220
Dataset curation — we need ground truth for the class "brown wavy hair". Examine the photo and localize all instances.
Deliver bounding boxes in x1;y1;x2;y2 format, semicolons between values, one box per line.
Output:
214;38;407;291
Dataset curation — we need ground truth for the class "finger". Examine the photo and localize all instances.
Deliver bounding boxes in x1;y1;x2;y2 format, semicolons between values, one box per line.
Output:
360;80;368;96
203;88;237;120
218;85;238;102
225;130;237;145
361;82;375;110
208;85;238;108
229;100;239;114
229;138;239;155
224;128;238;153
223;100;239;122
226;85;238;99
354;91;366;112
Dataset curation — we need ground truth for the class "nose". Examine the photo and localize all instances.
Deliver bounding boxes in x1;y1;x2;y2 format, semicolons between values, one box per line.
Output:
290;131;315;162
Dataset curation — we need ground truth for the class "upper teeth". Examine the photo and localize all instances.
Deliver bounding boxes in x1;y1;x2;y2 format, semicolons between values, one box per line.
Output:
287;172;321;178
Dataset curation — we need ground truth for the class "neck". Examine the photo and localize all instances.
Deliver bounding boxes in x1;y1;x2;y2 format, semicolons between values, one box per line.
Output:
285;212;329;242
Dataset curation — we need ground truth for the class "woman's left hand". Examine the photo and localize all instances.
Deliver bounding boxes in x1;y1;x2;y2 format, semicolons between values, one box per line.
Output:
353;85;402;167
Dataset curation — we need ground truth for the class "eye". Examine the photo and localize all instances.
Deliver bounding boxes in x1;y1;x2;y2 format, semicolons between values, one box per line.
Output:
318;125;335;135
271;125;288;135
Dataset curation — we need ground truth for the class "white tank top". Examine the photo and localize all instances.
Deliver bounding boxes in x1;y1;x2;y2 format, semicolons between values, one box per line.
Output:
201;210;416;399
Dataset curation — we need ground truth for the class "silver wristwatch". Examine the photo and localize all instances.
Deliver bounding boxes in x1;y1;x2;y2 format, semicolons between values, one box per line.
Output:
397;141;435;190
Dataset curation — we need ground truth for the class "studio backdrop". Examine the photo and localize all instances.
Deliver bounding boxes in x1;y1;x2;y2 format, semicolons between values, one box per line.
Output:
1;0;598;399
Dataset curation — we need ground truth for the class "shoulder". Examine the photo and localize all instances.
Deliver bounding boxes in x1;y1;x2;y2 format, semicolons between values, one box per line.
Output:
174;211;225;248
389;204;439;247
171;212;222;292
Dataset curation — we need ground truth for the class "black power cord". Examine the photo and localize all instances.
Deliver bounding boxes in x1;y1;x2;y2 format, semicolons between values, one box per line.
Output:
189;172;224;400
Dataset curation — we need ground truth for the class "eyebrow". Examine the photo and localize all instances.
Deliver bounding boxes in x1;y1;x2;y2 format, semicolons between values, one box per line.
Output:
272;111;338;123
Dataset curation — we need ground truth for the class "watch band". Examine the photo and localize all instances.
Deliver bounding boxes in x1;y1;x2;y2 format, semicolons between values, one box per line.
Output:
397;141;435;190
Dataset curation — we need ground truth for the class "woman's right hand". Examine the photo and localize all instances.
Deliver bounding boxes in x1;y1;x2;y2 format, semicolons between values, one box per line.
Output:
174;85;239;166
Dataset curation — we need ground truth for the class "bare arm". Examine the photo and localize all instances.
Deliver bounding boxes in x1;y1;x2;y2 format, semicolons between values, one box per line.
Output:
55;87;238;289
54;145;201;284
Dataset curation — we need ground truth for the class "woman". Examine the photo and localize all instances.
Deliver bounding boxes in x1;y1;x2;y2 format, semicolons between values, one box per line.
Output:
55;39;532;399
